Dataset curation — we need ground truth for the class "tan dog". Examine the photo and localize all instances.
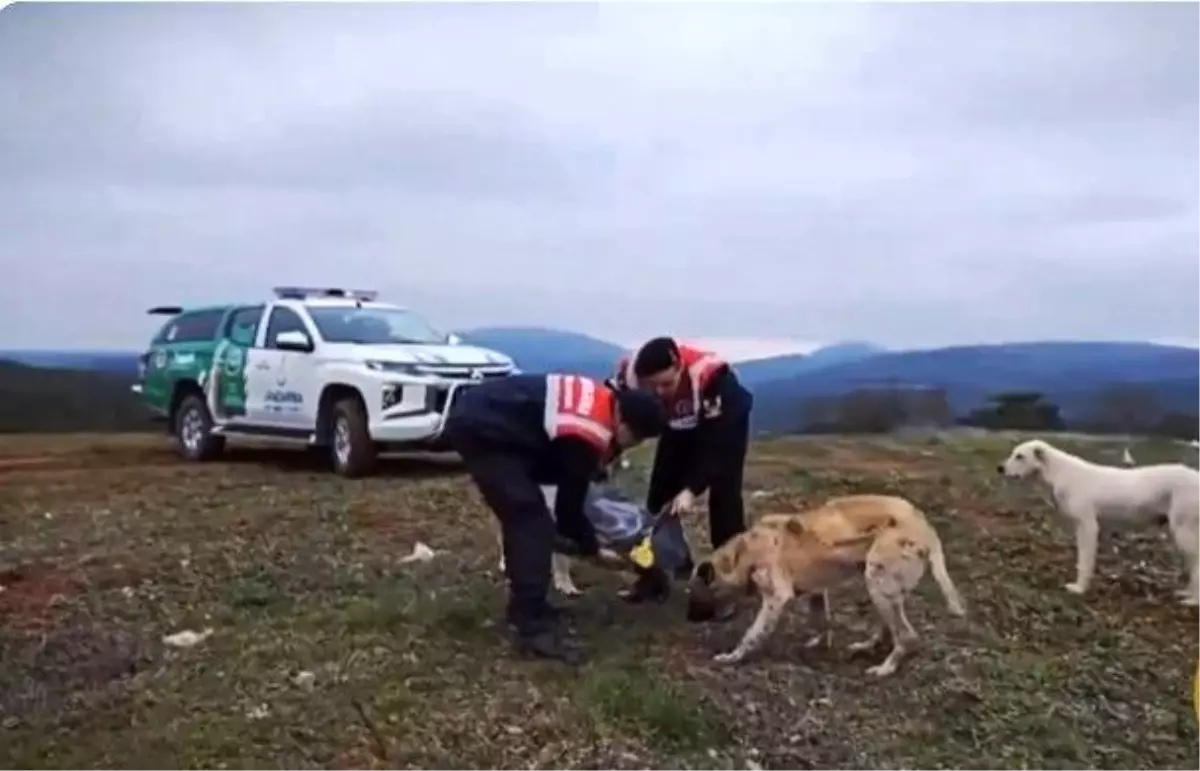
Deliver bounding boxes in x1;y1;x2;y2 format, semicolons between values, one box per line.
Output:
686;494;966;677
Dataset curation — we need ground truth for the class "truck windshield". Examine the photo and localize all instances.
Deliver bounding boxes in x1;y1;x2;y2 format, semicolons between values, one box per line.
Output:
306;306;448;345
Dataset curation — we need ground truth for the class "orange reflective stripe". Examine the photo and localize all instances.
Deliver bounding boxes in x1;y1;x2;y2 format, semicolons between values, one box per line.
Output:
687;353;724;391
677;346;726;414
543;374;614;451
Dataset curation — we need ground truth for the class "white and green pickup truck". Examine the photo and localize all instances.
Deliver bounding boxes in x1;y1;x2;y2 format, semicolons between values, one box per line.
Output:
133;287;516;476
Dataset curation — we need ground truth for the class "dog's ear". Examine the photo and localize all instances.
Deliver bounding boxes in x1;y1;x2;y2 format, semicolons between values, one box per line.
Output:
696;561;716;585
1032;445;1045;464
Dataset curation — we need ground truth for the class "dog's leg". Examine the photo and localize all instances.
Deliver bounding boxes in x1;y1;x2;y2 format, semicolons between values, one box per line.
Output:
862;548;924;678
714;568;793;664
1167;505;1199;605
1065;516;1099;595
551;552;583;597
864;580;916;678
847;624;890;654
803;591;833;650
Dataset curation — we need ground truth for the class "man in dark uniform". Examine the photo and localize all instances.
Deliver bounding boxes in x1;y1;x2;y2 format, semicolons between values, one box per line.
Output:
613;337;754;609
442;372;668;664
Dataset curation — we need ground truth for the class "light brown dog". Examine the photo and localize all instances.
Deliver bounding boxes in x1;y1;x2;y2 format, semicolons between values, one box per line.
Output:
686;494;966;677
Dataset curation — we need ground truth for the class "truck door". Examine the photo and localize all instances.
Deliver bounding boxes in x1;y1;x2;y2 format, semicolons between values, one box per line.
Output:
207;305;264;422
247;304;317;428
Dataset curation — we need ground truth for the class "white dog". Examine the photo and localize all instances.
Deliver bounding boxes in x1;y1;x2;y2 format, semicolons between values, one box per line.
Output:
494;485;583;597
1000;439;1199;605
494;458;634;597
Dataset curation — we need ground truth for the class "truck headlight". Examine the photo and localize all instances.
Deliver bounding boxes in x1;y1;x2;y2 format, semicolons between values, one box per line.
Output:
365;360;420;376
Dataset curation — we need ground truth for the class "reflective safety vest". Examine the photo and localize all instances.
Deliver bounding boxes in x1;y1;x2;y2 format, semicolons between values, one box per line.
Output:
543;374;615;452
614;344;726;431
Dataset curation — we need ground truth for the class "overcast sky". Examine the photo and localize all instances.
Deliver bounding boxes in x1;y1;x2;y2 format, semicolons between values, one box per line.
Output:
1;2;1197;356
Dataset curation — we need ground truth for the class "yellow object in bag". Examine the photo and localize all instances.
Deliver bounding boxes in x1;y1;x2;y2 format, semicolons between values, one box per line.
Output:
629;536;655;569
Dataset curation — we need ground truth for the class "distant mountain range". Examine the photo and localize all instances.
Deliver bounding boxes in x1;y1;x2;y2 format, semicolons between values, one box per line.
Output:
2;329;1196;433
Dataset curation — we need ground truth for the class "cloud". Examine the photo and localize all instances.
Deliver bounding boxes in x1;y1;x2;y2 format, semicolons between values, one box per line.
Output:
0;2;1196;350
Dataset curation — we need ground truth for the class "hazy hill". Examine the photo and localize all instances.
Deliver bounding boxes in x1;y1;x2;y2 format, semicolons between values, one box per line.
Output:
458;326;626;379
749;342;1199;432
736;341;886;382
3;334;1195;435
0;359;152;433
0;349;140;378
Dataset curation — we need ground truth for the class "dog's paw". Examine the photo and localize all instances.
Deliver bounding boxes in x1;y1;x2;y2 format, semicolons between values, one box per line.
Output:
713;650;744;664
555;583;584;598
1064;582;1088;595
846;638;878;654
865;662;896;678
803;632;832;650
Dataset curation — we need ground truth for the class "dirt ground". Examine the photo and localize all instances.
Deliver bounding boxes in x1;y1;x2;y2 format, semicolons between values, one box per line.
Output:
1;432;1197;769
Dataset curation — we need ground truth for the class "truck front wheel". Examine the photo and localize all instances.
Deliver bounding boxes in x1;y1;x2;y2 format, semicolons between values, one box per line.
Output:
330;396;376;477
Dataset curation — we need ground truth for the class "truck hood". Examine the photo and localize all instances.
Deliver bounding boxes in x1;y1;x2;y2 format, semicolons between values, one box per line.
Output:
326;342;514;367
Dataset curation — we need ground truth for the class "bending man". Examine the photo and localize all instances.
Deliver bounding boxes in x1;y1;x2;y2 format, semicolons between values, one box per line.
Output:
443;372;668;664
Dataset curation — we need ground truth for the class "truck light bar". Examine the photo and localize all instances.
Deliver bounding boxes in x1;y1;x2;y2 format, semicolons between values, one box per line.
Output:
272;286;379;302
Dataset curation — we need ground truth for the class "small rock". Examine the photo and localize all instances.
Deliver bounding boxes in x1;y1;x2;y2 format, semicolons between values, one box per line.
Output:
504;725;523;735
43;511;53;520
120;586;135;599
292;670;316;691
246;703;270;720
162;627;214;648
398;541;438;564
746;761;764;771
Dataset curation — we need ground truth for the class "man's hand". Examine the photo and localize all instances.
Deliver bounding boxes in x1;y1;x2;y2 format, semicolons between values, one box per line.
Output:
668;489;697;516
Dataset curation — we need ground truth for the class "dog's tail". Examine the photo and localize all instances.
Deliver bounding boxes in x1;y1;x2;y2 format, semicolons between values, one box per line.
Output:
924;528;966;618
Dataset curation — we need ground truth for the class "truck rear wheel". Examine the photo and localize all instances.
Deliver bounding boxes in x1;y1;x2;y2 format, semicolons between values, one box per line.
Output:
174;393;225;461
330;396;376;477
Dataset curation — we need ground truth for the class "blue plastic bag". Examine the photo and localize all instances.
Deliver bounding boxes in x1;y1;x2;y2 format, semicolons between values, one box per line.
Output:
542;484;693;575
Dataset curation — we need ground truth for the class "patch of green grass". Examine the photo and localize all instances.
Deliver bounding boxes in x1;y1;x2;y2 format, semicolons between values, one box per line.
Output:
579;667;730;753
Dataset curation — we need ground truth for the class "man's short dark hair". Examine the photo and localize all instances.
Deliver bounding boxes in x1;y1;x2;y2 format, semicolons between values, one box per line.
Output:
632;336;680;378
614;388;668;439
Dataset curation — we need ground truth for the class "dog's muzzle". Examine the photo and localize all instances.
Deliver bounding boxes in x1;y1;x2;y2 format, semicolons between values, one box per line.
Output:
686;595;716;622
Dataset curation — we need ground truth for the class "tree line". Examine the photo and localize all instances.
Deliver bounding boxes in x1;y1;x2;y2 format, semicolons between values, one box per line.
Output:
797;384;1198;440
0;358;1195;441
0;360;155;433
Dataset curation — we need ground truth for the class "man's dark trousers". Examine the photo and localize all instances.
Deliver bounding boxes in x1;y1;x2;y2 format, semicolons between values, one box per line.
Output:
450;433;555;633
646;409;750;549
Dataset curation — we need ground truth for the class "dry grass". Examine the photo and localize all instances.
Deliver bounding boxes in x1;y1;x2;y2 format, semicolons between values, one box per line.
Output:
0;432;1196;769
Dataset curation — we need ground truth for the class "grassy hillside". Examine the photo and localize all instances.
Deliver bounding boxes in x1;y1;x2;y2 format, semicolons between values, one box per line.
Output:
0;433;1195;768
0;360;152;433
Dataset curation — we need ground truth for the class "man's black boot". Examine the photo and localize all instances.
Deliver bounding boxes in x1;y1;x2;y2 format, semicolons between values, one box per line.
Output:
618;566;671;605
506;601;573;630
512;625;586;666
